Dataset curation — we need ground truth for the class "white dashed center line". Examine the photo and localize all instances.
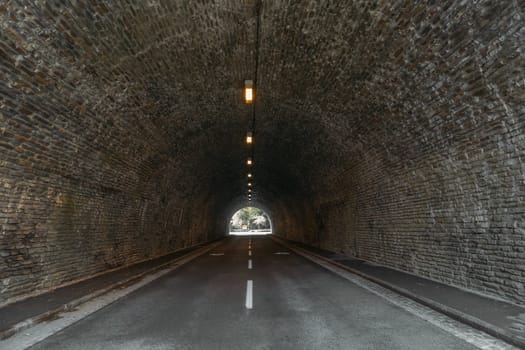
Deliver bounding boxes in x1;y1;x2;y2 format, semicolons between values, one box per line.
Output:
246;238;253;309
245;280;253;309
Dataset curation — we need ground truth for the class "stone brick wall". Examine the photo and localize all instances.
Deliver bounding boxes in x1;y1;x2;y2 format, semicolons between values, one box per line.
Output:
265;1;525;305
0;1;237;304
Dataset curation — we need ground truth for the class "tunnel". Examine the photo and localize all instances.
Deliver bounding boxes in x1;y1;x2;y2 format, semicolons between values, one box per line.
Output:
0;1;524;348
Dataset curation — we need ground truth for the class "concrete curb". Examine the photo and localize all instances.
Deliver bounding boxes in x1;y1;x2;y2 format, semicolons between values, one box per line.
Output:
271;236;525;349
0;240;223;341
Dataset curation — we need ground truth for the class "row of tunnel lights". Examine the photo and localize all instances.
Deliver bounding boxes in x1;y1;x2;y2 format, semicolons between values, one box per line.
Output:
245;80;254;202
244;0;262;204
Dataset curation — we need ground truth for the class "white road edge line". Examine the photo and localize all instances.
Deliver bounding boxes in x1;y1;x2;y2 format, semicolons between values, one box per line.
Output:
248;259;252;269
245;280;253;309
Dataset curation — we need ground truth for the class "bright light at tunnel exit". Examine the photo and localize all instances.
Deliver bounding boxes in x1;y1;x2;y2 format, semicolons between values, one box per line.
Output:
229;207;272;236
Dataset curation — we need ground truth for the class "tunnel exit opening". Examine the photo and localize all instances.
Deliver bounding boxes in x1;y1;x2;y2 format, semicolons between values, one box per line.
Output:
229;207;272;236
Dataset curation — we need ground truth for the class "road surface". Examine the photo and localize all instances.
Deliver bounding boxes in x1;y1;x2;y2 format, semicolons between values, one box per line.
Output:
29;236;486;350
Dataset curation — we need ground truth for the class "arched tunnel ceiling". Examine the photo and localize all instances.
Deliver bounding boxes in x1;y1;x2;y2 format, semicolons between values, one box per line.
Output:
3;0;522;211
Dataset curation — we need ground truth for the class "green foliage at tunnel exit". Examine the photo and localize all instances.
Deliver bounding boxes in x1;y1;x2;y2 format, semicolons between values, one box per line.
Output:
230;207;270;231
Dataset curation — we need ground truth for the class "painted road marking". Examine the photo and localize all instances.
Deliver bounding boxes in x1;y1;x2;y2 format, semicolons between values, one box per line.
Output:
209;253;224;256
248;259;252;269
248;250;252;256
245;280;253;309
274;252;290;255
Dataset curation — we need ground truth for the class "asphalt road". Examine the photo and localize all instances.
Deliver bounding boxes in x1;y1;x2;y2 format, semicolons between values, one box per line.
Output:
29;236;480;350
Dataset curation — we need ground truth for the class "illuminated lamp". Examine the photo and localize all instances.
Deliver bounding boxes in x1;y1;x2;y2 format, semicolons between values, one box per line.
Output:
244;80;254;103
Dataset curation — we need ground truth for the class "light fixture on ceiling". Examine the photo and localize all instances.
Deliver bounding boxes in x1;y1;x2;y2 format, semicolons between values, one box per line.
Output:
246;132;253;144
248;182;252;187
247;173;252;178
244;80;254;103
247;157;253;165
248;189;252;193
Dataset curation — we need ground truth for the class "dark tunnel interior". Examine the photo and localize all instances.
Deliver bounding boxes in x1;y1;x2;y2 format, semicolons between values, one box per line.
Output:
0;0;524;307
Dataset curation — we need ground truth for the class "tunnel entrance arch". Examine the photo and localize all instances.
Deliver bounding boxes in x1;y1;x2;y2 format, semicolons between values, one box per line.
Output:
229;207;273;236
